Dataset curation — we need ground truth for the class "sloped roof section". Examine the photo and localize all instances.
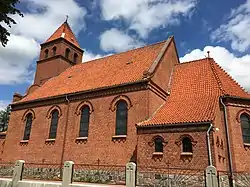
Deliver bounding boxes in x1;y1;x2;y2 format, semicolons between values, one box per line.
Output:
138;58;250;127
45;22;80;48
19;40;169;103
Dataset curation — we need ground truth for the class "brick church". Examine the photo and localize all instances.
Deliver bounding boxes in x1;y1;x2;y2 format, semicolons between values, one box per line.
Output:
1;21;250;177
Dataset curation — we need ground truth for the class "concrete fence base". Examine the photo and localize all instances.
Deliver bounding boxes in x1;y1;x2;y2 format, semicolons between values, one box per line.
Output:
0;160;136;187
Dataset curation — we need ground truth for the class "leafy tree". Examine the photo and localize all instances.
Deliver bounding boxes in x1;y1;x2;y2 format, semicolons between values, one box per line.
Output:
0;105;11;132
0;0;23;47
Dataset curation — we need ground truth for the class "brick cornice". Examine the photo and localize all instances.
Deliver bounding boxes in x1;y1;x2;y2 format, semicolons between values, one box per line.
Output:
11;81;148;111
37;55;76;65
137;122;210;134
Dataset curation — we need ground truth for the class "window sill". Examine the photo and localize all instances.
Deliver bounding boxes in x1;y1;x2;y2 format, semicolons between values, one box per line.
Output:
112;135;126;142
181;152;193;156
75;137;88;144
45;139;55;145
153;152;163;156
20;140;29;143
243;143;250;147
112;135;127;139
76;137;88;140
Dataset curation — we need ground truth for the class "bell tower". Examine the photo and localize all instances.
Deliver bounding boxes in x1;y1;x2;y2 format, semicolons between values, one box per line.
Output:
34;21;83;85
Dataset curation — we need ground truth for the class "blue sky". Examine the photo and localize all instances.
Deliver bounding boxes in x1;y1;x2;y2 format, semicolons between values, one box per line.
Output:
0;0;250;110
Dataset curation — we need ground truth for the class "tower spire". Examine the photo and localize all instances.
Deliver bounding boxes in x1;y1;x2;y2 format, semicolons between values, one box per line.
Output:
44;20;80;48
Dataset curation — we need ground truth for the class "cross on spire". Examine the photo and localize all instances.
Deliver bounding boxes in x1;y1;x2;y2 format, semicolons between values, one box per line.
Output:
65;15;69;23
207;51;210;58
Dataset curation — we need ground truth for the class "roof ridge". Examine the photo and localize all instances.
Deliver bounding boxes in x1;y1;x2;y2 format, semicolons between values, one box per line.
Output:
208;58;226;95
180;57;208;65
82;40;167;65
211;59;249;94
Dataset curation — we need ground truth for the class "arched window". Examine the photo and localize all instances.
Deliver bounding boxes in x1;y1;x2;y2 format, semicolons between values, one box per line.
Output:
115;100;127;135
79;106;90;137
65;48;70;59
23;113;33;140
154;137;163;153
44;49;49;58
182;137;193;153
52;47;57;56
49;110;59;139
240;114;250;143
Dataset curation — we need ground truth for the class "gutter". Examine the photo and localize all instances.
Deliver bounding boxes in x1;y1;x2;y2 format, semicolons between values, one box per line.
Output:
206;124;213;166
220;97;234;187
223;95;250;101
60;95;70;177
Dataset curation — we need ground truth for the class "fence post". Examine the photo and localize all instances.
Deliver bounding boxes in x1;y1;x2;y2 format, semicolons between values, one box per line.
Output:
62;161;74;187
126;162;136;187
12;160;25;187
206;166;218;187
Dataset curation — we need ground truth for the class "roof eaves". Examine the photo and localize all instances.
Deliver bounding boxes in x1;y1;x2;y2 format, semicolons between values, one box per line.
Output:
12;79;148;106
221;95;250;101
136;121;212;128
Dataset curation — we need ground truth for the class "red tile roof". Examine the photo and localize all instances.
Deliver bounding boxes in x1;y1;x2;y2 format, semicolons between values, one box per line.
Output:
19;40;168;103
45;22;80;48
138;58;250;127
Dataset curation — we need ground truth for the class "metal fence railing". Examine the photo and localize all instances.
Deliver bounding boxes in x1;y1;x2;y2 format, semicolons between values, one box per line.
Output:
0;162;15;178
22;163;62;181
74;164;125;184
137;165;206;187
218;171;250;187
0;161;126;185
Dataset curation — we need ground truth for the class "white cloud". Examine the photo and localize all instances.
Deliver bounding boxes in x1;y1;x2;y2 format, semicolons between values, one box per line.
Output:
10;0;86;42
83;50;104;62
0;101;10;111
212;0;250;52
180;46;250;92
100;0;197;38
0;0;86;84
0;35;39;84
100;28;143;52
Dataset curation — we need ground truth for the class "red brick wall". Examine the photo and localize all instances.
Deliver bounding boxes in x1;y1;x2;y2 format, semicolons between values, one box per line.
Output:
226;104;250;172
212;105;228;172
147;90;165;119
34;58;72;85
3;90;148;165
137;131;209;170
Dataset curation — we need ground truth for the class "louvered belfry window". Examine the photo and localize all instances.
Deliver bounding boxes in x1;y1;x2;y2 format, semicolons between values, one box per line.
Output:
49;110;59;139
240;114;250;144
182;137;193;153
79;106;90;137
23;113;33;140
115;101;128;135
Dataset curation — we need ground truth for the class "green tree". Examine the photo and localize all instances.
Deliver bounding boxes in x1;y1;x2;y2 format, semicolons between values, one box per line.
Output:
0;0;23;47
0;105;11;132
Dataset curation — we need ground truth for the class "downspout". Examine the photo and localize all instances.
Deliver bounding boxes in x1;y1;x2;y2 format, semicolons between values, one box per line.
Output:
220;97;234;187
207;124;213;166
60;95;70;177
